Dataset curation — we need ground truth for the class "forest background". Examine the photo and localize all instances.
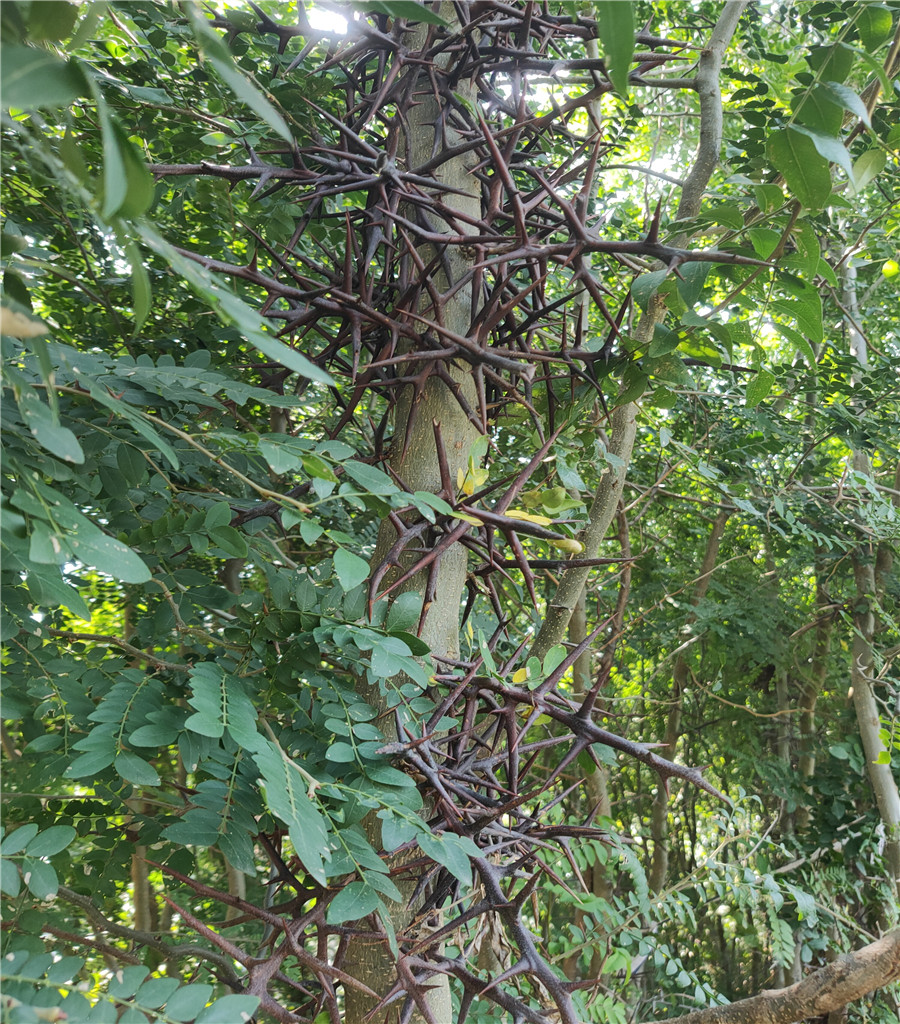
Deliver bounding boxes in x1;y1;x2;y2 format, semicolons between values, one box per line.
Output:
1;2;899;1023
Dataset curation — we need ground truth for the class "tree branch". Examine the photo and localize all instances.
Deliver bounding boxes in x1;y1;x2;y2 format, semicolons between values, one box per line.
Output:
46;630;189;672
56;886;245;988
641;929;900;1024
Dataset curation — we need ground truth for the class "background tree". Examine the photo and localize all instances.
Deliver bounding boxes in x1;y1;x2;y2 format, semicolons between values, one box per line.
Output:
2;2;899;1023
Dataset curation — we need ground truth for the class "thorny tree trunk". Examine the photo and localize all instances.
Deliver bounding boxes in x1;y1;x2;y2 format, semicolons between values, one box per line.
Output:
346;2;750;1018
343;9;480;1021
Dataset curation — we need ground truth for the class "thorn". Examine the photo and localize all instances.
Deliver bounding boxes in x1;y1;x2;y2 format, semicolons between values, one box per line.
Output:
645;196;663;244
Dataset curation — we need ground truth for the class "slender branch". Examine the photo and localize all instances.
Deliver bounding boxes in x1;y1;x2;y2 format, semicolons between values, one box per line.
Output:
45;630;189;672
56;886;244;988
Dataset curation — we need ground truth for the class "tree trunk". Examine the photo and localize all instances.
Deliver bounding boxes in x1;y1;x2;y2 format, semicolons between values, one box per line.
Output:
343;8;480;1020
795;574;833;832
842;260;900;902
649;509;729;893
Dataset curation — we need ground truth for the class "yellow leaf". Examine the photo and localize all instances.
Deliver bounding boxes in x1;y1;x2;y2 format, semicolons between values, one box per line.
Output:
506;509;553;526
458;462;488;497
452;512;482;526
551;538;584;554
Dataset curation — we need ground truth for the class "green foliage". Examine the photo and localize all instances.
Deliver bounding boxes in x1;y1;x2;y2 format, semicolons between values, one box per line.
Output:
1;948;259;1023
2;1;899;1022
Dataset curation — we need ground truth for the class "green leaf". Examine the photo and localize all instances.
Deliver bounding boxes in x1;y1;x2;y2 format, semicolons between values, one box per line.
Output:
595;2;634;97
111;124;154;219
21;855;59;899
108;966;151;1000
754;183;785;215
185;663;227;738
24;825;76;858
132;978;181;1010
385;592;423;632
785;882;818;925
821;82;871;129
381;814;419;852
1;823;39;855
325;741;356;763
851;149;886;194
342;460;398;495
675;262;709;308
745;369;775;408
645;354;693;387
857;5;894;51
389;630;429;657
806;43;854;84
115;751;160;786
771;293;823;346
335;548;370;591
0;45;87;108
126;241;152;333
0;858;21;897
418;832;479;887
790;125;855;184
68;526;151;583
164;984;214;1023
205;502;232;530
301;454;338;482
187;6;293;144
74;380;180;469
792;84;843;135
194;996;260;1024
139;228;332;385
542;644;567;677
631;268;668;311
767;128;832;211
326;880;381;924
98;97;128;220
254;739;330;885
15;387;84;464
208;524;248;558
65;746;117;779
771;321;816;365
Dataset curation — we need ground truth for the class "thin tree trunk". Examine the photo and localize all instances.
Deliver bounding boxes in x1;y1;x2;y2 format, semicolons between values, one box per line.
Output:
530;0;747;662
795;574;833;832
649;510;729;893
843;261;900;902
850;530;900;900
